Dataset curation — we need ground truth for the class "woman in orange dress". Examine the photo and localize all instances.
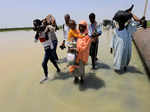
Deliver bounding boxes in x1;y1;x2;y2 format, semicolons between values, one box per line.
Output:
69;20;91;84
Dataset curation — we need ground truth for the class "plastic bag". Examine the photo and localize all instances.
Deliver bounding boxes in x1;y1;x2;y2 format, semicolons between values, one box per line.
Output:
67;53;76;63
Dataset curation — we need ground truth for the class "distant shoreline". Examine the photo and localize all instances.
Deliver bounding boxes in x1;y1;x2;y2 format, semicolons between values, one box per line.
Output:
0;27;33;32
0;21;149;32
0;25;63;32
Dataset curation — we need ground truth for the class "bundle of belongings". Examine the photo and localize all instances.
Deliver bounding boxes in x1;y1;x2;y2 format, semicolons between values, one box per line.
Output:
67;41;77;65
67;40;80;73
113;4;147;29
113;5;133;24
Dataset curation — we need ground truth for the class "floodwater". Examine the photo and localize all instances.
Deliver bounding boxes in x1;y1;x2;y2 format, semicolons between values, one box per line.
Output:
0;30;150;112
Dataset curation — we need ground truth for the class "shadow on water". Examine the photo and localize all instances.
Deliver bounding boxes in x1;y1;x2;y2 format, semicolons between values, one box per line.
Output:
126;66;144;74
52;72;73;81
115;66;143;75
79;72;105;91
94;62;111;70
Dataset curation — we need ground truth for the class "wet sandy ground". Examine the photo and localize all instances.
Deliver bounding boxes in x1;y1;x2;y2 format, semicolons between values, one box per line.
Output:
0;30;150;112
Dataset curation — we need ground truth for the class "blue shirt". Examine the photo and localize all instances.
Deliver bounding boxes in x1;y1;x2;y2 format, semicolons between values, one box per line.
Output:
88;22;102;37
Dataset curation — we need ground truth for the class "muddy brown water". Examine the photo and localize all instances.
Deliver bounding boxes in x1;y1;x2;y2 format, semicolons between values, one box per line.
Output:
0;30;149;112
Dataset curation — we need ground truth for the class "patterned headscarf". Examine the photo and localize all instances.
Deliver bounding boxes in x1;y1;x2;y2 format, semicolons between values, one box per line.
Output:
79;20;88;35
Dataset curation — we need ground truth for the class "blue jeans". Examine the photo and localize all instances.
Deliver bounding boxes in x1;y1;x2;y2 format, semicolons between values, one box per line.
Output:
90;40;99;68
52;40;59;60
42;48;60;77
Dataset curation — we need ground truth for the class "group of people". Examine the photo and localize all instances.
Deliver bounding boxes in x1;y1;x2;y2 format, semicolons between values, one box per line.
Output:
33;5;145;84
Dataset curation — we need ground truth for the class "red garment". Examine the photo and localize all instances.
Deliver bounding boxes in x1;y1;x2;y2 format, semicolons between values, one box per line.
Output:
69;20;91;73
76;35;91;64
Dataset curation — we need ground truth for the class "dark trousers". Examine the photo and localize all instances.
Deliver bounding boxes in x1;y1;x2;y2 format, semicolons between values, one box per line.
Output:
42;48;60;77
95;39;99;58
90;40;99;68
52;40;59;61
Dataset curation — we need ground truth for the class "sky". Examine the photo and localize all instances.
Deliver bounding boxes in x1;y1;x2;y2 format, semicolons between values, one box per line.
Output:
0;0;149;28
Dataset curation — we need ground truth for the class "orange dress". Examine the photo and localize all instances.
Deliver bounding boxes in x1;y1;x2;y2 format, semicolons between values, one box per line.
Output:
68;20;90;73
69;35;91;73
76;35;91;64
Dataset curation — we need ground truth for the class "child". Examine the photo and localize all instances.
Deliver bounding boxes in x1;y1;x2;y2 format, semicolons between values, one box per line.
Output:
69;21;91;84
67;19;85;69
68;20;85;42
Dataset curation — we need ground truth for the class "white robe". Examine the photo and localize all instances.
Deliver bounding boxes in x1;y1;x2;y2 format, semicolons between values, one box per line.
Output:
110;21;137;70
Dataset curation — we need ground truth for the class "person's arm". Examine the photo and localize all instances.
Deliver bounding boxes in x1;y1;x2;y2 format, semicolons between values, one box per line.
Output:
110;32;116;54
34;32;39;43
90;24;102;38
47;25;55;32
132;14;147;28
44;26;50;40
95;24;102;36
88;25;97;42
88;25;93;37
62;24;66;39
55;24;59;31
68;30;84;42
68;30;72;42
72;30;85;38
132;14;141;22
127;14;140;34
